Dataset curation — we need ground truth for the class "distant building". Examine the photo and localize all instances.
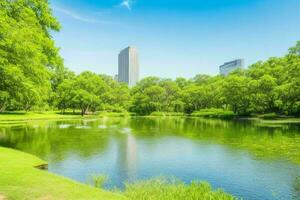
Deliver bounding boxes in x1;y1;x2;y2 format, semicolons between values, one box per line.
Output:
118;46;139;87
219;59;245;76
114;74;118;82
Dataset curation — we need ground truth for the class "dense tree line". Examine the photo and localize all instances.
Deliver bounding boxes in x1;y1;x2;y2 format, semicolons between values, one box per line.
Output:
130;44;300;116
0;0;299;116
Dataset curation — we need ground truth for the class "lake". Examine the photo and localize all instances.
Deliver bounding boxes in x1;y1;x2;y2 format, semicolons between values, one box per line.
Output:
0;117;299;200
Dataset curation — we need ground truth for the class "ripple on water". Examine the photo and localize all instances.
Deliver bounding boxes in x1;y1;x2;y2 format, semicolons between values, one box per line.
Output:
98;125;107;129
75;125;91;129
121;127;132;134
58;124;71;129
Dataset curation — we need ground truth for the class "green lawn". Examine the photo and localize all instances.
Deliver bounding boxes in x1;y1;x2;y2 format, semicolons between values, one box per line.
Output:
0;112;83;123
0;112;131;126
0;147;127;200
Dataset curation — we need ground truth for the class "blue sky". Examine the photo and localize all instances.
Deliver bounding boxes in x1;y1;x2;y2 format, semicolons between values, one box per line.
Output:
51;0;300;79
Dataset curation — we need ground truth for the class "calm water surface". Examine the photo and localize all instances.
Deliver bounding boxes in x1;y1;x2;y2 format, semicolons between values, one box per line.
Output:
0;117;300;200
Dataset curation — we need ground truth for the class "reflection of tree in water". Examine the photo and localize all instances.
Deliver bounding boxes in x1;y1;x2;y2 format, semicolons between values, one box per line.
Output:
129;117;300;163
116;132;137;184
1;117;300;164
294;176;300;200
0;120;111;163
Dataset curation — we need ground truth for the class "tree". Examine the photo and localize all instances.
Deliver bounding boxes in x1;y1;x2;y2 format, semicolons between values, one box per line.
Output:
249;75;277;113
72;89;99;116
223;75;251;115
0;91;9;112
288;41;300;56
55;79;75;114
0;0;62;111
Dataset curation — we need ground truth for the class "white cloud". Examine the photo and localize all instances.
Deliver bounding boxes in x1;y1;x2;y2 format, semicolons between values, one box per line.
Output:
53;6;111;24
120;0;132;10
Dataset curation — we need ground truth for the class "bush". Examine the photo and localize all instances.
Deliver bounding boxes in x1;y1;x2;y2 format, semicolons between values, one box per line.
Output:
191;108;236;119
258;113;279;119
123;178;236;200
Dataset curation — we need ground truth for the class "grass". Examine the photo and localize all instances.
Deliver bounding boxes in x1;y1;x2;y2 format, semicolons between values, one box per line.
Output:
257;113;279;119
191;108;236;119
0;147;127;200
0;111;131;126
122;178;237;200
150;112;185;117
0;112;83;122
96;111;132;117
256;117;300;124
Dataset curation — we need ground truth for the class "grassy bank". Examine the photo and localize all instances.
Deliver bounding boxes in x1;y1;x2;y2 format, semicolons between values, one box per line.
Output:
191;109;236;119
0;112;87;121
149;112;185;117
1;111;299;124
0;112;131;124
0;147;127;200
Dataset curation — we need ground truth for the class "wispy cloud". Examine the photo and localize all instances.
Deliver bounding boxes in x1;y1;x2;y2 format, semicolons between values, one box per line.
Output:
120;0;132;10
53;6;111;24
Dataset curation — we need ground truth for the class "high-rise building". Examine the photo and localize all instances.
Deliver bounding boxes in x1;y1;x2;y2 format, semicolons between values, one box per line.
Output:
114;74;118;82
219;59;245;76
118;46;139;87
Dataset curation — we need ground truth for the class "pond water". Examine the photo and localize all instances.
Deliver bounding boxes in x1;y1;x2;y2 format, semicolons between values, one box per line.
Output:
0;117;300;200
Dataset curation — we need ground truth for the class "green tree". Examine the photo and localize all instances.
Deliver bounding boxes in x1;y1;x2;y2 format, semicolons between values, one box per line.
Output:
223;75;251;115
0;0;62;111
288;40;300;56
250;75;277;113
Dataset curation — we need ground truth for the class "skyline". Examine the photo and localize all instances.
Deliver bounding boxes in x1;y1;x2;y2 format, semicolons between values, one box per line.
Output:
51;0;300;79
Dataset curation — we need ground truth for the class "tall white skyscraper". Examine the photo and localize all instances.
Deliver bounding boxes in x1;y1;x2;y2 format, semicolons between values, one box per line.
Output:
118;46;139;87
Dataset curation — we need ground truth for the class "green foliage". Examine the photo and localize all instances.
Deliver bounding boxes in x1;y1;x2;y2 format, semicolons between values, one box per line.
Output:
55;72;132;115
192;109;235;119
123;178;236;200
129;41;300;116
258;113;279;120
0;0;63;111
150;112;185;116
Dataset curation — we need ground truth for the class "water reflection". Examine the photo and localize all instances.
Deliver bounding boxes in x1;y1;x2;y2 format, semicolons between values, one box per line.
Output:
116;133;138;182
294;176;300;200
0;117;299;200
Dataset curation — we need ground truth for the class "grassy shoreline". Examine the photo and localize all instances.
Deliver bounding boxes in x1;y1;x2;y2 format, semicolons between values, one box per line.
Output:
0;112;299;125
0;112;131;125
147;111;300;124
